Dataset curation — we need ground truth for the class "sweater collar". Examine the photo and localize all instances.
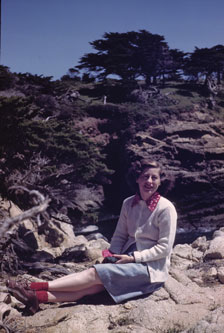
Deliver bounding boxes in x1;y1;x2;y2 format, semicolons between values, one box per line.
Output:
132;192;160;211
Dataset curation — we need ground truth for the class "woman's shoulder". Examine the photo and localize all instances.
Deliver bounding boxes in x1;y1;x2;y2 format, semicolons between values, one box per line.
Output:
158;196;176;211
123;195;135;205
121;195;137;209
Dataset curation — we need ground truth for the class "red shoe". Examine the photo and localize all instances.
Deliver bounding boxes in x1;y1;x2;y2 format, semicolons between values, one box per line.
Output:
7;283;39;314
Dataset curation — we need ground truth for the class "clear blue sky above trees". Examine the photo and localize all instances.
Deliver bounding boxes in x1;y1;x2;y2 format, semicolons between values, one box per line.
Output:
2;0;224;79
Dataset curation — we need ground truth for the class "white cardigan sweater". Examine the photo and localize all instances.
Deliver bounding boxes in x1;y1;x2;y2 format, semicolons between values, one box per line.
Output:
109;195;177;283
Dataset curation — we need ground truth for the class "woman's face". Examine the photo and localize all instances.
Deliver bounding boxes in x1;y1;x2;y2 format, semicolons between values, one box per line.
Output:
136;167;161;200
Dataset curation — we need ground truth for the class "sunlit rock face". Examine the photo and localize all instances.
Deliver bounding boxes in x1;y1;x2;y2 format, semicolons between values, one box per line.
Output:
2;228;224;333
73;107;224;234
123;110;224;232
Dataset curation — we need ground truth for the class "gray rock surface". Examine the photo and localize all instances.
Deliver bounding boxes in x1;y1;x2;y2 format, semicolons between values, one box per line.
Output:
1;199;224;332
183;307;224;333
204;229;224;260
126;117;224;232
1;228;224;332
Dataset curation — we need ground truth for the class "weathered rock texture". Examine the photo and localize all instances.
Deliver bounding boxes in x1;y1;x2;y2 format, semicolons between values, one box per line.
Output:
75;101;224;234
1;206;224;332
125;111;224;232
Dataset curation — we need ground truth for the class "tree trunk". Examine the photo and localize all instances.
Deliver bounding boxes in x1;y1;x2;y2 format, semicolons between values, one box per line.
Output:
152;76;157;85
146;76;151;86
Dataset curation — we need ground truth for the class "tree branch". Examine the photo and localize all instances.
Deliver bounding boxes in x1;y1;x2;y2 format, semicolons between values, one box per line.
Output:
0;187;51;237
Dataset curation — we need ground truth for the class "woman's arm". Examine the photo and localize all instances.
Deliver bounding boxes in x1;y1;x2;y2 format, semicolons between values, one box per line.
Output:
113;254;135;264
133;206;177;263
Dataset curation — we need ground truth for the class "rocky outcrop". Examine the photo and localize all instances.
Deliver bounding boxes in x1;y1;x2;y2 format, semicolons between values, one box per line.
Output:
204;228;224;260
126;111;224;232
0;197;77;258
1;219;224;332
75;100;224;234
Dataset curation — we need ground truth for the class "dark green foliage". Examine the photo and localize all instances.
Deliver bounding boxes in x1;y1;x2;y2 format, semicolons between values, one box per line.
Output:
75;30;224;88
86;102;165;136
1;55;224;223
0;94;112;214
77;30;184;85
167;49;186;81
82;73;95;83
184;45;224;83
17;73;55;94
0;65;14;90
0;96;38;153
61;67;81;82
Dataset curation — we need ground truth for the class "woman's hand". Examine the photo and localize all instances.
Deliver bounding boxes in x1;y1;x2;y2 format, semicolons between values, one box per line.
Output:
113;254;135;264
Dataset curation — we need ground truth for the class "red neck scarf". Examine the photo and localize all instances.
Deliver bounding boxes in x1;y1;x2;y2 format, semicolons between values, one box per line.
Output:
132;192;160;212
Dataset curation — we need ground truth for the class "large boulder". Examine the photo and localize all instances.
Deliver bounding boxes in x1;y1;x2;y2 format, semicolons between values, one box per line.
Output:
0;197;77;257
204;228;224;260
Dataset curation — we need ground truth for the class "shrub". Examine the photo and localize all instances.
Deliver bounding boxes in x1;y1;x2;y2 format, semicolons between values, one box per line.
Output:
0;96;112;214
0;66;14;90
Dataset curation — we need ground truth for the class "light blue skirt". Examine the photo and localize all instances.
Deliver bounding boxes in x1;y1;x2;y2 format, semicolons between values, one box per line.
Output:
94;262;163;303
94;243;163;303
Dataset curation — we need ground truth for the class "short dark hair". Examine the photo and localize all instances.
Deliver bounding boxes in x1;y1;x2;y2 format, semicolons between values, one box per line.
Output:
126;158;174;195
127;159;162;181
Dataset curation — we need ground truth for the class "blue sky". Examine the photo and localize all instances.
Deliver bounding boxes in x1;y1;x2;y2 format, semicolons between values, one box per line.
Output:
2;0;224;79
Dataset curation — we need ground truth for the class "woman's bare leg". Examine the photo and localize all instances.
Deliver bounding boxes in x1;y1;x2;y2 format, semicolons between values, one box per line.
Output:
48;268;102;292
47;284;105;303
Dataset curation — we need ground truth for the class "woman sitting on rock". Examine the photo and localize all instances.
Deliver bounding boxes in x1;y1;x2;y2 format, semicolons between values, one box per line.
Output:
7;159;177;314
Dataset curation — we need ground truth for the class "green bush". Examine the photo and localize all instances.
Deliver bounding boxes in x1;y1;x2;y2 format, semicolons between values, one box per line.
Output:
0;66;14;90
0;95;112;214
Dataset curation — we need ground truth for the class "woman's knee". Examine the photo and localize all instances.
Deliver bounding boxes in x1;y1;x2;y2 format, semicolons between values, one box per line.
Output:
87;267;102;285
